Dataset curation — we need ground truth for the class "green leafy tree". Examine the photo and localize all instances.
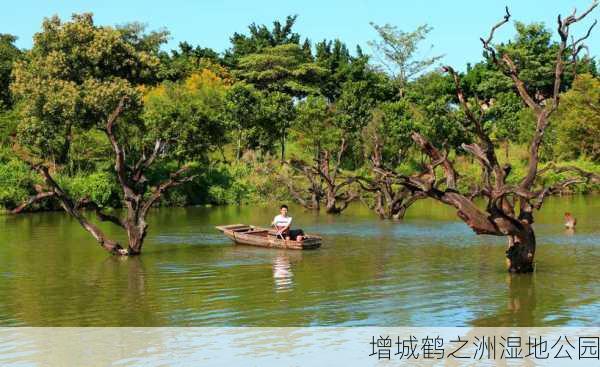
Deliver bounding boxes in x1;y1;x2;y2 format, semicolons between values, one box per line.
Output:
225;15;302;64
158;41;223;81
235;43;326;97
462;62;513;101
10;14;225;256
223;82;263;160
116;22;170;60
142;70;228;161
293;95;333;156
11;13;166;165
258;91;295;160
405;71;466;150
483;91;525;158
369;23;443;94
497;22;558;99
335;81;376;131
315;39;361;101
367;100;418;166
224;83;298;161
554;74;600;160
0;34;21;110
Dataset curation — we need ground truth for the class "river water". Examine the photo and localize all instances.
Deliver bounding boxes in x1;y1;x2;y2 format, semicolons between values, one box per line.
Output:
0;196;598;327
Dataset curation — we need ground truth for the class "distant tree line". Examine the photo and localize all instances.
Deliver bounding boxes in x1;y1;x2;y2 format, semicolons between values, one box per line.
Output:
0;6;599;264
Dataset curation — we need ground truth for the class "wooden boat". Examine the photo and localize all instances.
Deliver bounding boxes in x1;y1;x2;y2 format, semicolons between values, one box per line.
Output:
215;224;321;250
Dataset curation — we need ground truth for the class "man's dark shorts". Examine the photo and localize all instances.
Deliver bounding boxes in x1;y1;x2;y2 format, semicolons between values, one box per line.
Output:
288;229;304;240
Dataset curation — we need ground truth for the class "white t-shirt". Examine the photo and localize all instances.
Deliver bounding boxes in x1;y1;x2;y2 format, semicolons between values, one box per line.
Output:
272;214;292;228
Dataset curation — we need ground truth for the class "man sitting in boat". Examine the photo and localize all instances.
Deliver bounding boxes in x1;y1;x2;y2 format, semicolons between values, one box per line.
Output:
271;204;304;241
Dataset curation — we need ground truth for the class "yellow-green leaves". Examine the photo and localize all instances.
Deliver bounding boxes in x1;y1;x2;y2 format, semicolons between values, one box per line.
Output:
554;74;600;160
142;71;227;161
10;13;164;163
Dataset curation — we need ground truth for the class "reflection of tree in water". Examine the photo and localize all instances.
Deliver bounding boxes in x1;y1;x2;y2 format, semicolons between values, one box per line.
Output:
505;274;537;325
472;274;537;326
95;256;160;325
125;256;145;295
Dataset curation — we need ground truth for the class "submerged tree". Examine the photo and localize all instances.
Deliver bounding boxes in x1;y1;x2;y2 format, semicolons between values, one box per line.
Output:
10;14;226;255
358;107;425;219
282;96;358;213
13;71;227;255
357;139;425;220
390;3;599;273
287;138;357;214
356;71;466;220
282;150;358;213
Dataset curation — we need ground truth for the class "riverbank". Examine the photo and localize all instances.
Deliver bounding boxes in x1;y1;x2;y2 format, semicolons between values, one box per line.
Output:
2;142;599;214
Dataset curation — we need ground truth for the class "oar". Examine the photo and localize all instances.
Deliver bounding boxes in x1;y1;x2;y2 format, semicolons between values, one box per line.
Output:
276;229;285;240
273;226;286;240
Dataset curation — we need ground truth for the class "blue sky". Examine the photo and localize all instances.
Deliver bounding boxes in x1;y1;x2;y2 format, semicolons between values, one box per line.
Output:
2;0;598;69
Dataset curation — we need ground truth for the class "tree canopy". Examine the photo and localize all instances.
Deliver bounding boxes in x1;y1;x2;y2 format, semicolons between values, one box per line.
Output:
0;10;598;250
0;34;20;110
11;13;166;164
369;23;444;92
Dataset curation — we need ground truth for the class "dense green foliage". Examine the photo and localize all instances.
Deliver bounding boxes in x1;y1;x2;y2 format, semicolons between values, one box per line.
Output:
553;74;600;160
368;23;443;93
10;13;163;165
0;13;598;213
0;34;21;110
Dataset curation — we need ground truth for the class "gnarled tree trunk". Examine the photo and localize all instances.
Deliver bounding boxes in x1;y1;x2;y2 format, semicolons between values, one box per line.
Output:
394;3;598;273
12;97;196;255
318;139;357;214
506;226;536;273
358;134;425;219
282;138;357;214
280;159;323;210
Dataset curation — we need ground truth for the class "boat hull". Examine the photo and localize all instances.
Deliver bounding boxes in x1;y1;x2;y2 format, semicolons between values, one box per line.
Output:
216;224;321;250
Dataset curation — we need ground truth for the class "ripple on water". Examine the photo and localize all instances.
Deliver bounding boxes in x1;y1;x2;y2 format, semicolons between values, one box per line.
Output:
1;197;599;327
153;233;230;246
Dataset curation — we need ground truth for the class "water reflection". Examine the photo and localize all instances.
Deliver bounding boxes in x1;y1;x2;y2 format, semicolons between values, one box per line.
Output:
506;274;536;324
126;257;146;295
272;252;294;292
0;195;598;326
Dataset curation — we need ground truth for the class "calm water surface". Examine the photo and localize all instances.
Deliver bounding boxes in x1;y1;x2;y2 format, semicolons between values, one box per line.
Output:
0;196;598;327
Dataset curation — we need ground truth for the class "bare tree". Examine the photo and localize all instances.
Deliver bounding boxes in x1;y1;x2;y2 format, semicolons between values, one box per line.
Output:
280;159;324;211
357;133;425;219
282;138;357;214
12;98;196;255
392;3;599;273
